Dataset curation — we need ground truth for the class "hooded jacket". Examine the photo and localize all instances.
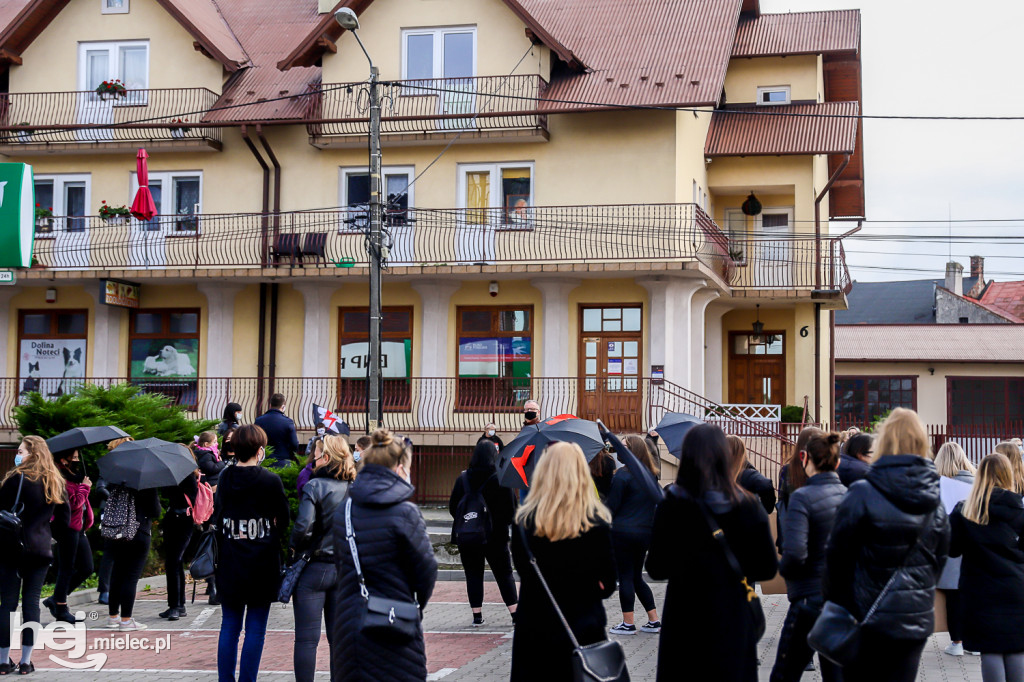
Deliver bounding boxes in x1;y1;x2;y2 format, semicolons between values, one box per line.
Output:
823;455;950;640
738;462;777;515
938;470;975;590
290;464;350;560
779;471;846;601
194;445;226;487
330;463;437;681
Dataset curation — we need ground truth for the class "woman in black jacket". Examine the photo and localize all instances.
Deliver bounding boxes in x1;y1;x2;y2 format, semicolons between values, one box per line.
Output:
330;430;437;681
770;432;846;682
647;423;778;682
607;434;661;635
159;466;199;622
950;453;1024;681
106;483;162;632
728;435;776;515
449;439;517;626
510;441;616;682
777;427;823;552
824;408;950;682
589;445;616;500
215;425;290;682
290;435;355;682
0;436;67;674
217;402;242;437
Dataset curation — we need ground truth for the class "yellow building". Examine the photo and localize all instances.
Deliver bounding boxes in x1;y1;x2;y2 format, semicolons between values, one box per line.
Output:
0;0;864;498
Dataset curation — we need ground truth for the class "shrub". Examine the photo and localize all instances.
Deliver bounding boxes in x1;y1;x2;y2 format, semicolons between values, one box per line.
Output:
780;405;805;424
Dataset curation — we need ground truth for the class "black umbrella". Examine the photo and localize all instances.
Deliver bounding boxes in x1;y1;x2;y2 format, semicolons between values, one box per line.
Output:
654;412;704;458
498;415;603;489
46;426;131;455
597;420;664;504
97;438;196;490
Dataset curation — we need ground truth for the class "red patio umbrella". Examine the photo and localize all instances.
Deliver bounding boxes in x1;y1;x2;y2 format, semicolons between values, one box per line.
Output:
130;148;157;221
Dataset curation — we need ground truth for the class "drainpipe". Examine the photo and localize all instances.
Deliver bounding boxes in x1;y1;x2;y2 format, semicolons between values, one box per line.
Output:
829;308;835;426
257;126;282;238
268;283;279;396
243;125;272;409
242;125;271;261
257;283;267;412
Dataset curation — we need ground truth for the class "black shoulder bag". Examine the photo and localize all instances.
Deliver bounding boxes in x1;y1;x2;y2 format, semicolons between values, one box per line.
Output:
279;501;328;604
0;475;25;553
345;497;422;641
516;524;629;682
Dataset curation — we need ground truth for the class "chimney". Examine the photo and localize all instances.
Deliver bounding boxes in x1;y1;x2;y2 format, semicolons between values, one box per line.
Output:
945;261;963;294
318;0;336;13
970;255;985;281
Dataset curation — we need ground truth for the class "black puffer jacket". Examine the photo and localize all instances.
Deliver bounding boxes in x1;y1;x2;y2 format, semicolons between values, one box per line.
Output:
194;446;227;487
823;455;950;640
739;463;776;515
950;488;1024;653
780;472;846;601
330;464;438;681
291;464;351;560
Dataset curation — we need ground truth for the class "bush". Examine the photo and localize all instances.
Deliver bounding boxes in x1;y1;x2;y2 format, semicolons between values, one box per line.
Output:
780;405;805;424
263;457;304;541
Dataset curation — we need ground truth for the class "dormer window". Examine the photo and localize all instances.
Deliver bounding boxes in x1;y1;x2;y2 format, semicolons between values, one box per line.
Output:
756;85;791;106
402;27;476;81
79;41;149;96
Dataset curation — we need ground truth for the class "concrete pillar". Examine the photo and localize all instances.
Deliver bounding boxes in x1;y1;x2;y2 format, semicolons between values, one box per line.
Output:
690;290;721;398
703;303;730;404
411;280;461;428
85;287;124;379
638;277;706;389
530;278;578;378
198;282;244;421
291;282;337;429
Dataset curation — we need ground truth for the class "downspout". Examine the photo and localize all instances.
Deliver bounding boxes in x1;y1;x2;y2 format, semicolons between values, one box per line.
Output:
257;128;282;396
243;124;272;410
242;125;271;261
257;126;282;238
269;283;279;397
257;283;267;412
829;308;835;426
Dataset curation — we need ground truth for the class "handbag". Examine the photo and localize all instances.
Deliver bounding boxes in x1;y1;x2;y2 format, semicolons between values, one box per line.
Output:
279;501;329;604
0;475;25;553
344;497;422;641
516;524;629;682
807;515;931;667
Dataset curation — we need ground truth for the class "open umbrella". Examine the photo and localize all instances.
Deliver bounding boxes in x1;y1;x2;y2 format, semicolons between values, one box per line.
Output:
654;412;704;457
597;420;664;503
98;437;195;490
498;415;603;489
130;148;157;221
46;425;131;455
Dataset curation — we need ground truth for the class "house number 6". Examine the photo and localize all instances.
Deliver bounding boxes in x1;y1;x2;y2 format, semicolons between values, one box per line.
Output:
800;326;809;338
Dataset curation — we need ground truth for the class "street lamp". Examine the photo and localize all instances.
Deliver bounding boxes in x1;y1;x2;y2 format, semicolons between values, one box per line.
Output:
335;7;384;433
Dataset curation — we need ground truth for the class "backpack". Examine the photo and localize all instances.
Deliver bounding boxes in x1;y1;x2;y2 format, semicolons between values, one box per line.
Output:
451;472;491;547
186;480;215;525
101;485;140;541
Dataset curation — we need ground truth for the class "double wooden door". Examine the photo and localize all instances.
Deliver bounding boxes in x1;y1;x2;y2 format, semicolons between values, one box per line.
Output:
728;331;786;405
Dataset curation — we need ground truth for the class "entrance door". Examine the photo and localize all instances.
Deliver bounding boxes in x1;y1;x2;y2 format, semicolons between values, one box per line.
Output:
728;331;786;405
578;306;642;431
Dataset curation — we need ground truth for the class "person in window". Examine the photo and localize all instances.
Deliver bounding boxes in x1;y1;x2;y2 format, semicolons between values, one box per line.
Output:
254;393;299;467
507;199;531;227
836;433;873;486
934;441;976;657
727;435;776;515
218;402;243;437
523;401;541;427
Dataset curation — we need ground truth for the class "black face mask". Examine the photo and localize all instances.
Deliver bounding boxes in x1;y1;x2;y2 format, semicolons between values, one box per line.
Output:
524;411;538;421
61;460;85;484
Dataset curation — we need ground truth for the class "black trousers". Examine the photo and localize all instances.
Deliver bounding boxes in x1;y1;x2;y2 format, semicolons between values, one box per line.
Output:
612;531;656;614
293;560;337;682
0;557;49;647
769;596;841;682
53;529;94;603
162;512;193;609
942;589;964;642
107;534;151;618
458;539;518;609
843;631;926;682
97;538;114;594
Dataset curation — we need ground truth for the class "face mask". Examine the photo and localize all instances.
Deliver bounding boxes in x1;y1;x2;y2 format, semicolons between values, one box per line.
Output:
316;427;326;436
524;411;538;421
13;454;24;467
235;412;242;421
353;449;361;463
486;430;496;437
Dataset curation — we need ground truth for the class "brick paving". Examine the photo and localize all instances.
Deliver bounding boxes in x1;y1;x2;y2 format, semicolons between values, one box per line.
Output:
20;582;982;680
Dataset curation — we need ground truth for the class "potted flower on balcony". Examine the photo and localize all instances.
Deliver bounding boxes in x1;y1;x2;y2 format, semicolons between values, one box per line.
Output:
728;246;746;266
99;200;131;225
95;79;128;101
169;118;190;139
34;204;53;232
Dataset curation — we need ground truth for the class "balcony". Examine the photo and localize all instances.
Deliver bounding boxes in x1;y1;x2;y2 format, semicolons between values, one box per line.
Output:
726;236;852;295
0;88;223;154
306;75;548;148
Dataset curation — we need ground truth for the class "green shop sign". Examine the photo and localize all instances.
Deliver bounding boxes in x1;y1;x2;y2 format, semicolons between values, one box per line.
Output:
0;163;34;268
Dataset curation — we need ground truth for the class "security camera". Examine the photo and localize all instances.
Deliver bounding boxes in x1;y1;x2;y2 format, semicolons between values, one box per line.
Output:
488;281;499;297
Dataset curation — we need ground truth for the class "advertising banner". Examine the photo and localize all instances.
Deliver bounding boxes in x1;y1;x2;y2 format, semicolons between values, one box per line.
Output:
130;339;199;379
101;279;141;308
458;337;531;378
339;340;411;378
19;339;87;398
0;163;35;268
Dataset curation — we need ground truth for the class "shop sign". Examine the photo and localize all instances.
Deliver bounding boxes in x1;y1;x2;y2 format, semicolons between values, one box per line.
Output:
0;163;35;268
0;270;15;285
101;279;141;308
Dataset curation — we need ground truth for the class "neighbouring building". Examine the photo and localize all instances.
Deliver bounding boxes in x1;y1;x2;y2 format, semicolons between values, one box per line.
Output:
0;0;865;498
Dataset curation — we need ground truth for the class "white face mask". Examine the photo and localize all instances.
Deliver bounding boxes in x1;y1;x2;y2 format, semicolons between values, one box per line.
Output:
316;427;326;436
235;412;242;421
486;429;496;437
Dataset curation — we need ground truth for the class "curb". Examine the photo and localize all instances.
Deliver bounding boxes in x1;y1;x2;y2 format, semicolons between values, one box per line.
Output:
48;574;169;612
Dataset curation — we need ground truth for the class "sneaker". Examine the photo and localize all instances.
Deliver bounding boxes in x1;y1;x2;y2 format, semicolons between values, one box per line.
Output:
119;619;147;632
805;661;816;672
609;622;637;636
106;616;120;629
0;658;16;675
97;592;109;605
208;594;221;606
16;662;33;675
158;608;179;621
967;649;981;656
176;606;187;618
640;620;661;633
944;642;964;657
471;613;484;627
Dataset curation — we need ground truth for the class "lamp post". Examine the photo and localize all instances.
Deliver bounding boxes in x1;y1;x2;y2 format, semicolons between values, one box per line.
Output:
335;7;383;432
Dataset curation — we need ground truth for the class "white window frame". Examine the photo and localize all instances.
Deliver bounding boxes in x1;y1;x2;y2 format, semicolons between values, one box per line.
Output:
338;165;415;233
756;85;791;106
77;40;150;100
457;161;535;229
33;174;92;238
401;26;477;80
101;0;129;14
129;170;203;234
724;208;747;262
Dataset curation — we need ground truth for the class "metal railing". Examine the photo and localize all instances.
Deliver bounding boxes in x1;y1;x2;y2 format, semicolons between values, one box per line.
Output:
0;88;222;145
307;75;546;139
726;236;851;292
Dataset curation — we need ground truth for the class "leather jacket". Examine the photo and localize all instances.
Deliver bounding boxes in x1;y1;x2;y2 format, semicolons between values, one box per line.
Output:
290;466;350;560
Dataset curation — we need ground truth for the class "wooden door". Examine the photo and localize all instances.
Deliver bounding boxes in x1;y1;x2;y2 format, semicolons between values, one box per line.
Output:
728;331;786;405
578;306;643;431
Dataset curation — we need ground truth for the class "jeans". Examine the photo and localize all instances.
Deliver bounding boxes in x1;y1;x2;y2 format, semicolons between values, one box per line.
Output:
97;538;114;594
458;539;519;609
0;558;49;647
293;561;337;682
107;534;151;618
981;652;1024;682
612;531;656;614
218;602;270;682
53;529;94;603
942;589;964;642
769;596;841;682
163;512;193;609
843;631;925;682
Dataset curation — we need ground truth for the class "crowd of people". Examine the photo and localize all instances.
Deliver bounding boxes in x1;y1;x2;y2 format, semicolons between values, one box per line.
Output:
2;392;1024;681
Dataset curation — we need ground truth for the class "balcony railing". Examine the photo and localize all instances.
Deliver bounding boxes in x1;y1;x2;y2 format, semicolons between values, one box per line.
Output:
726;235;853;293
0;88;222;146
306;75;546;141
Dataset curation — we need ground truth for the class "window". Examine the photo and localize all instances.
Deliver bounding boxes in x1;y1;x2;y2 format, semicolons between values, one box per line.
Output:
959;317;969;324
834;376;917;426
580;306;643;393
457;307;532;409
78;40;149;99
458;162;534;227
733;333;784;355
756;85;791;106
130;171;201;232
949;377;1024;428
581;306;642;333
18;310;88;399
402;27;475;81
339;166;413;230
128;309;199;407
101;0;129;14
33;175;90;234
338;307;413;410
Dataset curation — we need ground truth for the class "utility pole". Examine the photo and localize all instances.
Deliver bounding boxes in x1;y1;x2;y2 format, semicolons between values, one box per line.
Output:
367;65;383;432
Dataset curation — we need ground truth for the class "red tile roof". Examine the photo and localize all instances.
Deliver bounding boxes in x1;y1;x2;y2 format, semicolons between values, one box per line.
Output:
979;282;1024;323
837;325;1024;363
732;9;860;58
705;101;858;157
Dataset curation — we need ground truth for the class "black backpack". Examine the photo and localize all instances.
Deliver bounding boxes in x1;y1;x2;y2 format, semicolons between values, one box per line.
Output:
451;472;491;547
101;485;140;541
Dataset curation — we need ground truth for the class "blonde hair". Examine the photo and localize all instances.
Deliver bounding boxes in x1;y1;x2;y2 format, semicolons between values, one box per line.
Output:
726;434;747;480
963;453;1013;525
4;436;66;505
361;429;411;470
322;435;357;482
873;408;931;461
515;442;611;542
934;442;975;478
107;436;134;451
994;441;1024;494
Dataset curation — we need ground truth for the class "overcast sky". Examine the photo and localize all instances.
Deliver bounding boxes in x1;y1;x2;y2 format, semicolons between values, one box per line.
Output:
761;0;1024;283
